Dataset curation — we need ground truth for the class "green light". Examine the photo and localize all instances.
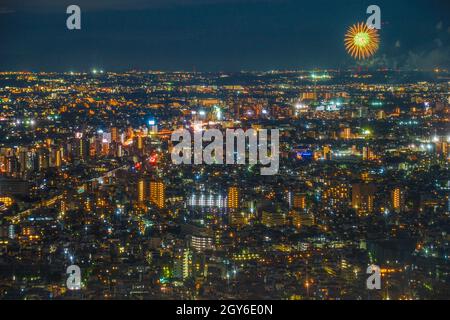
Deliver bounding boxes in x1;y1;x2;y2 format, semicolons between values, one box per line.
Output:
354;32;370;47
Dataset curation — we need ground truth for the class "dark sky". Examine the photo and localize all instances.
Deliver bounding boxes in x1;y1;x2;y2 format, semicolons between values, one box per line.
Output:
0;0;449;71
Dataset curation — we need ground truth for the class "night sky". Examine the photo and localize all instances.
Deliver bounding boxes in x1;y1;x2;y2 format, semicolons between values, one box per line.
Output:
0;0;449;71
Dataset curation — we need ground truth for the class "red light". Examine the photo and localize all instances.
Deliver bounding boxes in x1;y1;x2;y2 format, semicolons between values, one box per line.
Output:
149;154;158;165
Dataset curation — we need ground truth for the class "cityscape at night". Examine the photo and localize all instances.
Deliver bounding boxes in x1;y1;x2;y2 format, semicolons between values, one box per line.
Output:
0;0;449;304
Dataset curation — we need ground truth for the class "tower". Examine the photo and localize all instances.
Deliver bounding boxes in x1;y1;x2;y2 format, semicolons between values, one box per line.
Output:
137;179;146;204
227;186;239;210
391;187;404;213
149;181;165;209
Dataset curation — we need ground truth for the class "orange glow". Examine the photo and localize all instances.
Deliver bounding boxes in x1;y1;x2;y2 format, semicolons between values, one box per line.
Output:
345;22;380;60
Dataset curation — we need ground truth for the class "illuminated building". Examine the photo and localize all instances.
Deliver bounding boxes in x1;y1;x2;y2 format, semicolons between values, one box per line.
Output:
101;141;109;156
84;197;93;212
227;186;239;210
293;193;307;210
189;235;214;252
38;150;49;171
111;127;119;143
391;187;405;213
289;210;314;229
436;141;448;160
137;179;146;204
230;211;251;227
232;251;260;262
323;183;350;207
301;92;317;100
126;127;134;140
20;227;40;242
78;138;90;162
0;196;13;208
148;119;158;134
8;225;15;239
289;210;302;229
341;128;352;140
352;183;376;214
356;106;369;118
376;110;386;120
150;181;165;209
138;136;143;150
173;247;192;281
261;209;287;227
323;146;332;160
362;146;375;161
60;197;67;217
361;172;372;182
55;149;62;167
117;144;123;157
189;193;225;208
6;156;18;176
136;135;144;151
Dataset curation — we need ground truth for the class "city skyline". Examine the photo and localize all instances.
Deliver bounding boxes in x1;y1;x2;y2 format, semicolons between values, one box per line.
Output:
0;0;448;303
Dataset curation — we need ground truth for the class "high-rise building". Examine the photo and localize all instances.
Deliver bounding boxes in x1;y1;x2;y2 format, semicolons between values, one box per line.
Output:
111;127;119;143
18;150;27;173
352;183;376;214
6;156;19;176
137;179;146;204
436;141;448;160
391;187;405;212
38;149;49;171
293;193;307;210
149;181;165;209
78;138;90;162
322;182;350;208
227;186;239;210
137;135;144;150
55;149;62;167
173;247;191;281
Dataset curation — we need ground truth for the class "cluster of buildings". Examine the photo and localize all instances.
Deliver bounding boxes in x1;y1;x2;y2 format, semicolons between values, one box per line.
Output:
0;69;448;300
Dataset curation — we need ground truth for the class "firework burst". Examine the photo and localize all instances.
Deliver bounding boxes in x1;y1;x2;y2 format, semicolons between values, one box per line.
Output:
345;22;380;60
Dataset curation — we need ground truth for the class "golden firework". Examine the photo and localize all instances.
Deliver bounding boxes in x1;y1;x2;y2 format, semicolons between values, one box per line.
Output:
345;22;380;60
